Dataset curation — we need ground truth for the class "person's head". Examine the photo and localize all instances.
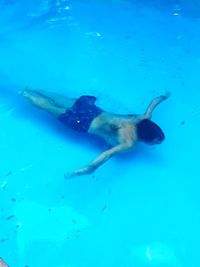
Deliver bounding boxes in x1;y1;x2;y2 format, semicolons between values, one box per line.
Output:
136;119;165;145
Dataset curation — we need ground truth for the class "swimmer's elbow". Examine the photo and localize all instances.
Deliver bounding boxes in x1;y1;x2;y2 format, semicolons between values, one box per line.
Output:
122;141;135;151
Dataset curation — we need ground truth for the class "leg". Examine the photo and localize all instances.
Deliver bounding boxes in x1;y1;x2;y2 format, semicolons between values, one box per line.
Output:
22;90;66;117
144;92;170;119
23;87;77;109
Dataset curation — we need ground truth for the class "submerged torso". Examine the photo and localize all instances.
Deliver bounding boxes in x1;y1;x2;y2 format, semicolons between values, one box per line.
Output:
58;95;143;146
89;112;141;146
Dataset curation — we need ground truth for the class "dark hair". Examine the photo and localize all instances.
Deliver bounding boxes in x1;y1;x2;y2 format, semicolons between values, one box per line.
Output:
136;119;165;143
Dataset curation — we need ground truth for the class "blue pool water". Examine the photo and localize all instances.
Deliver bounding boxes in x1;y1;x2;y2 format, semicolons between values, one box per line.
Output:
0;0;200;266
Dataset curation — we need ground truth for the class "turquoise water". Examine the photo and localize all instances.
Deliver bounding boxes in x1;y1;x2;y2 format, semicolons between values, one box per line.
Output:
0;0;200;266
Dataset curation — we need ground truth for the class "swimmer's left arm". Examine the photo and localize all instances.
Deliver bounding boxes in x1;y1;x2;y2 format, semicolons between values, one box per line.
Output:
65;142;133;178
144;92;170;119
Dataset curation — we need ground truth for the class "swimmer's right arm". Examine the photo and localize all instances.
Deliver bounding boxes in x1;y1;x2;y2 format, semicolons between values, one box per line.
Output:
65;120;137;178
65;142;133;178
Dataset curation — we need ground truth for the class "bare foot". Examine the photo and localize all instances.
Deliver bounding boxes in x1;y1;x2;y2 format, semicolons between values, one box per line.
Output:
19;87;42;98
18;87;30;97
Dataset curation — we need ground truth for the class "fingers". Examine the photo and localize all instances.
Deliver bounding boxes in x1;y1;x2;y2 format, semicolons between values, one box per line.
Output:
64;169;85;179
161;91;171;99
165;91;171;98
155;92;170;104
64;166;94;179
64;172;77;179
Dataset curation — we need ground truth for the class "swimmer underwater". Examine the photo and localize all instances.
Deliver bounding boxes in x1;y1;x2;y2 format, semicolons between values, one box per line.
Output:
21;88;169;178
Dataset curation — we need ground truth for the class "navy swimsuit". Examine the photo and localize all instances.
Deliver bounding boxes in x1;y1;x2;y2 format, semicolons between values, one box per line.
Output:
58;95;103;133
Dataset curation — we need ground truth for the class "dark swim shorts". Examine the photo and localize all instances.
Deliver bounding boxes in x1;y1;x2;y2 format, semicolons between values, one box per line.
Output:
58;95;103;133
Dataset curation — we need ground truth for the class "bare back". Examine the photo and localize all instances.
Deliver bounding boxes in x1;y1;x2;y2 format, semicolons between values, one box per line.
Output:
89;112;141;147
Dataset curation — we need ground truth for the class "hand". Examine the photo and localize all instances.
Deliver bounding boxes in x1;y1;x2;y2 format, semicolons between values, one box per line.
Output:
162;91;171;99
64;166;94;179
64;171;78;179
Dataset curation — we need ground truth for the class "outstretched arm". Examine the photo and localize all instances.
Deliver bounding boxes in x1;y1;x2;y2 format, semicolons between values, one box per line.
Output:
144;92;170;119
65;142;133;178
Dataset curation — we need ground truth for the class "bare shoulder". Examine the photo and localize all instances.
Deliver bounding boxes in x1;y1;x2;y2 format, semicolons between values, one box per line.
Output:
89;112;138;147
90;112;129;131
